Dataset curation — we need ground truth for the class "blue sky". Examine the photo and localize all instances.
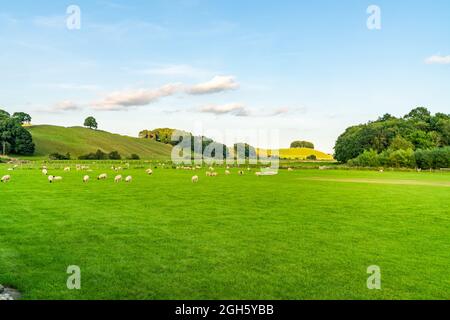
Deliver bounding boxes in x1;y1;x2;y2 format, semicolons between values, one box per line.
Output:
1;0;449;152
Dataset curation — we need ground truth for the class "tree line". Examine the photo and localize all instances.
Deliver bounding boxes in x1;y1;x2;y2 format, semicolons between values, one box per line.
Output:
334;107;450;168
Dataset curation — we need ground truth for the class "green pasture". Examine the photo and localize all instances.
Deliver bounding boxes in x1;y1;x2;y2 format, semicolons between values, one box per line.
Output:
0;163;449;299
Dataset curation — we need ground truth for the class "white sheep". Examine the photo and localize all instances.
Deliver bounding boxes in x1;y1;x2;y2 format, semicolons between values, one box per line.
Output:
225;170;231;175
114;175;122;183
288;168;294;172
1;175;11;183
53;176;63;182
48;175;54;183
192;175;199;183
125;176;133;183
97;173;108;180
146;169;153;175
238;171;244;176
83;175;90;183
42;169;48;175
64;167;71;172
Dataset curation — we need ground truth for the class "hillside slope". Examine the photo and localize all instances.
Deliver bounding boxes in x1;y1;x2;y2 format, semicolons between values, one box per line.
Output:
27;125;172;159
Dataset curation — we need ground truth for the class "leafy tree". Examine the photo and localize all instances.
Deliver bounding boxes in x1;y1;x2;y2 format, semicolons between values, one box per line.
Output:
0;109;10;121
0;114;35;155
12;112;32;124
389;135;414;151
84;117;98;130
290;140;315;149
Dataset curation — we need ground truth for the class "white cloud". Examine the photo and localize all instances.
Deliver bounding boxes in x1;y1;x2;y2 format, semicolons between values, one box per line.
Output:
425;55;450;65
188;76;239;95
92;83;182;110
52;101;81;111
200;103;249;116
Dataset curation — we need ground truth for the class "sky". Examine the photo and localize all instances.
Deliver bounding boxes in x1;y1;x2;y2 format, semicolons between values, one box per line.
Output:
1;0;449;153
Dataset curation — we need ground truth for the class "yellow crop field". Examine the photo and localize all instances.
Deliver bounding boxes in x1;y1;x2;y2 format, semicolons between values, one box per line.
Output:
257;148;334;160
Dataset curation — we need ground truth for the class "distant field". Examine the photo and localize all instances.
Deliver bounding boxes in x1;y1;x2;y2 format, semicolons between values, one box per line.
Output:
258;148;334;160
25;125;172;160
1;164;449;299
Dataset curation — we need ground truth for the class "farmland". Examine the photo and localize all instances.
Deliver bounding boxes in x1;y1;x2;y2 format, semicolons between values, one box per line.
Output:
1;163;449;300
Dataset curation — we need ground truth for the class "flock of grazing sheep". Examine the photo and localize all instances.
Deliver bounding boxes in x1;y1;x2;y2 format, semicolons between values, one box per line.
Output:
1;163;283;184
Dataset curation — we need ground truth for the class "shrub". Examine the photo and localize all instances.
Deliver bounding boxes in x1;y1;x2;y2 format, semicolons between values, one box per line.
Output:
385;149;415;168
49;152;71;160
128;154;140;160
78;149;107;160
348;149;381;167
108;151;121;160
414;147;450;169
306;154;317;160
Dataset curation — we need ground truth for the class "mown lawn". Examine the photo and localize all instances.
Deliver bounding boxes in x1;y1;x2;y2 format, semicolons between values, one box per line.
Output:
0;164;449;300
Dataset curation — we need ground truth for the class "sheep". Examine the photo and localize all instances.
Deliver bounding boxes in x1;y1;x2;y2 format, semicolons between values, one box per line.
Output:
146;169;153;175
209;167;215;171
83;175;90;183
53;176;63;182
238;171;244;176
64;167;71;172
1;175;11;183
206;171;212;177
48;175;54;183
225;170;231;175
247;167;251;171
97;173;108;180
288;168;294;172
379;169;384;173
42;169;48;175
7;168;14;171
211;172;218;177
255;172;262;176
125;176;133;183
192;175;199;183
42;166;48;170
114;175;122;183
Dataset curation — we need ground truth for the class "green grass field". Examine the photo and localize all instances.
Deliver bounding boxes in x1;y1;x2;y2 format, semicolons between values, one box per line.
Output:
1;163;449;300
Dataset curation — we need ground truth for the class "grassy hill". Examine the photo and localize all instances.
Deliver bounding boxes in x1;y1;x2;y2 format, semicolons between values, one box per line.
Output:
258;148;334;161
26;125;172;159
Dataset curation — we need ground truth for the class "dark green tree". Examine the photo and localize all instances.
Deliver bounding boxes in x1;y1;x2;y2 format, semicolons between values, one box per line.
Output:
84;117;98;130
290;140;315;149
12;112;32;124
